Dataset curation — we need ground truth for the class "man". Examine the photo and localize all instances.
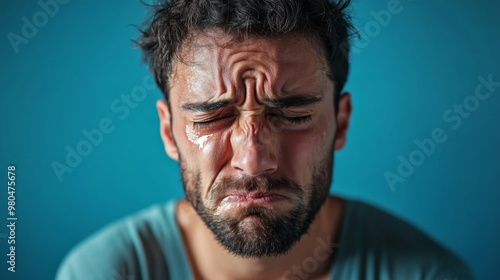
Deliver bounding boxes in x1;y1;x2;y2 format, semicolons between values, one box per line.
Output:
57;0;473;279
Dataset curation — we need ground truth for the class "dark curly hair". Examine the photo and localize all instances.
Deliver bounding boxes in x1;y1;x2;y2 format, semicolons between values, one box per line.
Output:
137;0;354;109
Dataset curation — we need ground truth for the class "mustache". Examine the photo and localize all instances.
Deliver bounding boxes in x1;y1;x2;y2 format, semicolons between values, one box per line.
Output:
208;174;303;202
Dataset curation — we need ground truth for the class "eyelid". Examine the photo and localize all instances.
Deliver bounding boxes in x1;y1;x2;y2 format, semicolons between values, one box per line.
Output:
267;108;314;118
192;114;236;129
190;107;235;121
274;114;312;121
192;117;220;129
191;106;315;129
268;113;313;127
268;106;316;115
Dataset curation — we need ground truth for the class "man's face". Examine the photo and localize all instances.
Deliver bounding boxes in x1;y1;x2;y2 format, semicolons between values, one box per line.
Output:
158;32;350;257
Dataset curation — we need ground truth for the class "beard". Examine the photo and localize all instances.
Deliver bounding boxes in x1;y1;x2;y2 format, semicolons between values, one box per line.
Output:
179;152;333;258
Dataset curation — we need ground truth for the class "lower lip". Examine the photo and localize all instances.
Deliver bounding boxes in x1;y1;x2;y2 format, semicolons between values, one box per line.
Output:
221;194;286;205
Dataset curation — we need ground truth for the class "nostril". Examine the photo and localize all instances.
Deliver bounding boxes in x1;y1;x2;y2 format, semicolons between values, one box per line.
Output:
230;143;278;176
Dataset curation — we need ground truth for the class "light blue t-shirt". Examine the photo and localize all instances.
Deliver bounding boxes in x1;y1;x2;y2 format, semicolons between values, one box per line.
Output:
56;199;474;279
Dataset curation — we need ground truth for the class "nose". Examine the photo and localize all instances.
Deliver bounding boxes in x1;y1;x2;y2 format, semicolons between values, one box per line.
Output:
230;121;278;176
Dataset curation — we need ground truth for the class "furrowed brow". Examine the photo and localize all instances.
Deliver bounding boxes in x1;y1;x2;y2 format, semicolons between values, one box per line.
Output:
262;95;323;109
180;100;236;112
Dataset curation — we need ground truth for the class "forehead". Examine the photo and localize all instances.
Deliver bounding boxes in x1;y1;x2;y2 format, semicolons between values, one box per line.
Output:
183;30;324;59
170;31;331;102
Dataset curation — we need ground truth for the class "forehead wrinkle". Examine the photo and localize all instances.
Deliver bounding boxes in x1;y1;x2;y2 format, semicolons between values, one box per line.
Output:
175;31;332;108
176;41;235;106
183;37;240;105
222;48;277;103
233;64;273;107
227;51;277;79
211;42;233;101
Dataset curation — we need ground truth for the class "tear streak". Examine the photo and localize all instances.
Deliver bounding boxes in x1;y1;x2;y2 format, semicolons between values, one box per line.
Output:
186;125;213;150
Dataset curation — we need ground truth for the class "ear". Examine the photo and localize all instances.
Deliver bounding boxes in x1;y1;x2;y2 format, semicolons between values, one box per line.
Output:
334;92;352;151
156;99;179;161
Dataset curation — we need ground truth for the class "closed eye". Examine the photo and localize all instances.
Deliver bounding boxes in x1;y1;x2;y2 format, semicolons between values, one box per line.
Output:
192;116;235;129
269;114;312;126
279;115;312;124
192;114;312;129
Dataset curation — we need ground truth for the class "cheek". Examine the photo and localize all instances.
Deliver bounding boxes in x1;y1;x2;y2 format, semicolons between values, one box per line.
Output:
185;125;214;150
197;131;231;169
279;115;335;182
178;124;231;189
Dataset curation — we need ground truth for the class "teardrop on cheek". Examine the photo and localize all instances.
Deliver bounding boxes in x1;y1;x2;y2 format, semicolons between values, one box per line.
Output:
186;125;214;150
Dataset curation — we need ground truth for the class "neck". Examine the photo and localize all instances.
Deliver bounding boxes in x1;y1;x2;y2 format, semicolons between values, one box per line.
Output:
177;196;345;280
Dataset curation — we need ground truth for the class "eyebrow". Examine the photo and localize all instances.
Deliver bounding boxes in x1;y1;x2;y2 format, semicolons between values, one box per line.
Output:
180;100;236;112
180;95;322;112
262;95;323;108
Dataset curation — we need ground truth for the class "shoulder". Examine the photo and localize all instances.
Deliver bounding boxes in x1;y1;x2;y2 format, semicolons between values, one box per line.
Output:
337;199;474;279
56;202;177;280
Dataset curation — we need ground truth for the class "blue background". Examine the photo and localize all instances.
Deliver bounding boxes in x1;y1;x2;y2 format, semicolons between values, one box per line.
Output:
1;0;499;279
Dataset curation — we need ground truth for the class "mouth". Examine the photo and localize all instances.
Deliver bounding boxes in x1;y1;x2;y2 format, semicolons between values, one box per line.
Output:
213;190;294;217
220;191;287;205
